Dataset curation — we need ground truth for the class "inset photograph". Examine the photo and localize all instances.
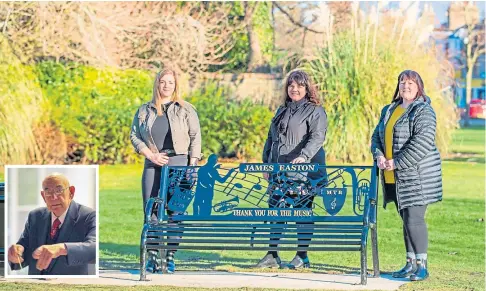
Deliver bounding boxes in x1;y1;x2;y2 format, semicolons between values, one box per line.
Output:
5;166;98;278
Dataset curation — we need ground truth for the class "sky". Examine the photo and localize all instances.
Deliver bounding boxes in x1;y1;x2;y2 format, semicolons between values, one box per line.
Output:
361;1;485;27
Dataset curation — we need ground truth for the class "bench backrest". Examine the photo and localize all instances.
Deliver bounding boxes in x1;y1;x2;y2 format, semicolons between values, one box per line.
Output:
151;155;378;225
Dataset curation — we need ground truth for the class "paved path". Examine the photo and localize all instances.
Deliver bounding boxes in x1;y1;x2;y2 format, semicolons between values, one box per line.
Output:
6;269;409;290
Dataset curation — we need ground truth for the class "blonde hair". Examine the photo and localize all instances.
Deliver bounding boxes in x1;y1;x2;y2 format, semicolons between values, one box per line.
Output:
152;68;183;116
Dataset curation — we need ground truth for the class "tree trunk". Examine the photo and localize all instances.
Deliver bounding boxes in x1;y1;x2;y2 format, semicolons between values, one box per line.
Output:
244;2;263;72
464;28;474;127
465;63;473;126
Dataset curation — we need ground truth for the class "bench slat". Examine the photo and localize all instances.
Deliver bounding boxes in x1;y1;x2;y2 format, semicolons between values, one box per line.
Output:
148;228;362;235
146;238;362;245
166;216;364;223
143;245;362;251
149;223;364;229
149;232;362;239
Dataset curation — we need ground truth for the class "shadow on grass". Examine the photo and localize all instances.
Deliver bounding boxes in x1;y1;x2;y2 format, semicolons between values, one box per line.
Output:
100;242;364;275
444;156;485;164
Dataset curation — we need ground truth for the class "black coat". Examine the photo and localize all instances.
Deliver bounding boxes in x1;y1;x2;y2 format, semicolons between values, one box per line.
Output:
371;96;443;210
263;98;328;180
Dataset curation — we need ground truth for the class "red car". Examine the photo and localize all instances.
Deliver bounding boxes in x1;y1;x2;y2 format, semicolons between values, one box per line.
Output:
469;98;486;119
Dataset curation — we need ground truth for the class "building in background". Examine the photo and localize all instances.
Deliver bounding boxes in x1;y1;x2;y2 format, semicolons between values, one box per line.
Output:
433;2;485;119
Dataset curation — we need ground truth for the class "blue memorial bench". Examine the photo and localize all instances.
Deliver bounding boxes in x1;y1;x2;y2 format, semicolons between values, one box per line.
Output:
139;155;380;285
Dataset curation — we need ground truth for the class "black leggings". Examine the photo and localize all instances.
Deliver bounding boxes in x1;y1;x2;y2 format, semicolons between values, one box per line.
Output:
267;182;315;258
385;183;428;254
143;155;188;253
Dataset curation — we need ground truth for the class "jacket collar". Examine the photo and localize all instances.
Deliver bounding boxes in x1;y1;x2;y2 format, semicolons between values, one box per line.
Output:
147;100;181;110
384;96;429;125
273;98;310;124
285;97;308;109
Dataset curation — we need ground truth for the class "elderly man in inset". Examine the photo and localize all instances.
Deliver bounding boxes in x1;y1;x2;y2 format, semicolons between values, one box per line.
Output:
8;173;96;275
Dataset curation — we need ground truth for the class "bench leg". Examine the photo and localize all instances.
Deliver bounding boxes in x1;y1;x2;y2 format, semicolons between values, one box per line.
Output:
371;227;380;277
161;249;168;274
360;245;367;285
140;245;148;281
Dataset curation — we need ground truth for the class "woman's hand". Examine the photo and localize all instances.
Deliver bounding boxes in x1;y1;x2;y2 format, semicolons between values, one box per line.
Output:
263;173;270;181
140;148;167;166
290;157;306;164
189;158;199;166
385;159;396;171
377;156;387;170
147;152;169;166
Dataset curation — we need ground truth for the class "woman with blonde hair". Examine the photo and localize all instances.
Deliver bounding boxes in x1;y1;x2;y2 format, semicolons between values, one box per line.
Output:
130;68;201;274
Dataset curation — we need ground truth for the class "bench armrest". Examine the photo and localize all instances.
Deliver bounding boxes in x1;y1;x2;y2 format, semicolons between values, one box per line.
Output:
144;197;165;224
362;198;371;227
368;163;379;226
368;198;378;225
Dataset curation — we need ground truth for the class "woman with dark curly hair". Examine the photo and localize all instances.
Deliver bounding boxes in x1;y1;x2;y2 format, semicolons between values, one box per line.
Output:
256;70;328;270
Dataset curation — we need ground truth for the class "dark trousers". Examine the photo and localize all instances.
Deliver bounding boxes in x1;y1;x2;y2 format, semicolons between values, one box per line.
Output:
385;183;428;254
267;181;315;258
143;155;188;253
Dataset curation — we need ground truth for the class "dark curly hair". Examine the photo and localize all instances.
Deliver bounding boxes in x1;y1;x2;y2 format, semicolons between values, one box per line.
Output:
282;70;320;105
391;70;426;102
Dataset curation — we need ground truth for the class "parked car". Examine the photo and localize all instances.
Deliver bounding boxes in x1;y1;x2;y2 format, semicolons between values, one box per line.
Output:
469;98;486;119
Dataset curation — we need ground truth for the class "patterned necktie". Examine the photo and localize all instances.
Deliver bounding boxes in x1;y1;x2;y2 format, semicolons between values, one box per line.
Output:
50;218;61;239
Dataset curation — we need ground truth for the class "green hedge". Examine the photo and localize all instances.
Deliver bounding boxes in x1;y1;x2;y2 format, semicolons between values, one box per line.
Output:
35;61;153;163
187;83;273;160
34;62;273;163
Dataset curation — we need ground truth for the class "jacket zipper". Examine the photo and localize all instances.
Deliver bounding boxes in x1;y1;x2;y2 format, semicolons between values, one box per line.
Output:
390;103;416;211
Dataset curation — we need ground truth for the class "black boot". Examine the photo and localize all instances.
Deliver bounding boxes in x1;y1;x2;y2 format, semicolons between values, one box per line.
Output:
392;257;416;278
166;251;176;274
410;259;429;281
255;253;281;268
146;250;161;273
282;254;310;269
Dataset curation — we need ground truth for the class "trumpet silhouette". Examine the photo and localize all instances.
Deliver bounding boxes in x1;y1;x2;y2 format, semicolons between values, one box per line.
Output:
212;196;240;213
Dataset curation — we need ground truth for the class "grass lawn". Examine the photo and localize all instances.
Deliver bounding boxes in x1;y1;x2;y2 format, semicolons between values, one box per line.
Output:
98;128;485;291
450;127;485;156
1;128;484;291
97;161;483;291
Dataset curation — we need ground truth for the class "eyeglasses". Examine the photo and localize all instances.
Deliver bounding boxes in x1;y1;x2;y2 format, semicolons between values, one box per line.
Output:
43;186;69;199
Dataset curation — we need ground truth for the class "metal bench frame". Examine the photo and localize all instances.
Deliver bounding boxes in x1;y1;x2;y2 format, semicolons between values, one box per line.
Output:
139;162;380;285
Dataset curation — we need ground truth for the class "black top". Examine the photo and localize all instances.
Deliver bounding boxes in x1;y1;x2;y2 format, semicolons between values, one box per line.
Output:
151;102;174;152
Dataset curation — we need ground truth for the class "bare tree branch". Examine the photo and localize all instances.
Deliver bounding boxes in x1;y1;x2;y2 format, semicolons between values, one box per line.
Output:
0;2;243;74
274;2;324;34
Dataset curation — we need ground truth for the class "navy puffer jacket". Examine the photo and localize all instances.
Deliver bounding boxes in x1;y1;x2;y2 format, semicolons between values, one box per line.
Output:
371;96;443;210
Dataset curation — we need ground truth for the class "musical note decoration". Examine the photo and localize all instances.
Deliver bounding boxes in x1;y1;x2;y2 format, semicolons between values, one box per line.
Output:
162;155;374;218
330;197;337;209
322;187;347;216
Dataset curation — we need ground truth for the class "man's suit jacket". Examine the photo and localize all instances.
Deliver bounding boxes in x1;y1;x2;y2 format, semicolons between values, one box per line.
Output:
10;200;96;275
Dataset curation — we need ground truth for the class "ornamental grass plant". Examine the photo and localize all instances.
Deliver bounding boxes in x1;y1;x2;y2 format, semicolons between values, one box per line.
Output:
305;4;457;163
